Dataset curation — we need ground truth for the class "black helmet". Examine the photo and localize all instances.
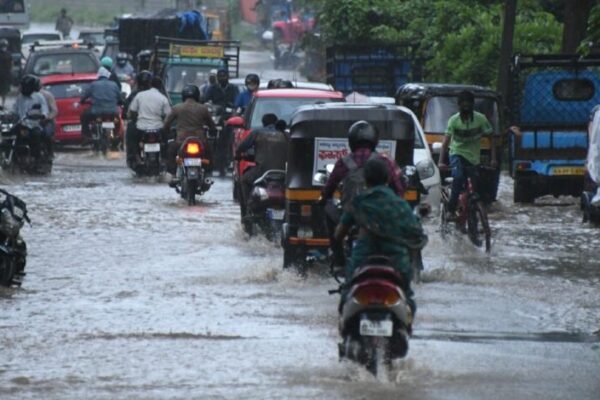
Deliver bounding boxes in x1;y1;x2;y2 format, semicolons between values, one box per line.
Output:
245;73;259;87
136;70;153;90
20;75;38;96
348;120;378;151
116;52;128;66
181;85;200;102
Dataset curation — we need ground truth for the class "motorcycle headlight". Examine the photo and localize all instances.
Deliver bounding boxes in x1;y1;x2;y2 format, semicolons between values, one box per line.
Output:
416;159;436;180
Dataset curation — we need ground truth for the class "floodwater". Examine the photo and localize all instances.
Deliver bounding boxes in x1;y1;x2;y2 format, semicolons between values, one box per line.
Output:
0;153;598;400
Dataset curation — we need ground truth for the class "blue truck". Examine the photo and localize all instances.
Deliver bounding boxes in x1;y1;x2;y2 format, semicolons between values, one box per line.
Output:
325;45;422;97
509;54;600;203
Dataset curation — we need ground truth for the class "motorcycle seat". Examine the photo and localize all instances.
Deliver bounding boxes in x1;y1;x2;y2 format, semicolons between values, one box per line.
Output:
254;169;286;186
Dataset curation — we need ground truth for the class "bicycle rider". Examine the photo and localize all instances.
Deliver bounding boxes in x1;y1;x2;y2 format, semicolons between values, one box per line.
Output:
437;90;497;220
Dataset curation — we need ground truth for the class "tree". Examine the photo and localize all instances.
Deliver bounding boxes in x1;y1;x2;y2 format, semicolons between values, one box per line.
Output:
562;0;595;53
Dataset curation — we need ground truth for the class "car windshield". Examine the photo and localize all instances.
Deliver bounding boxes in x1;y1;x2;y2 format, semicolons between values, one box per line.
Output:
165;65;214;93
250;97;340;129
22;34;61;44
79;32;105;45
43;81;91;99
32;53;98;76
424;96;500;133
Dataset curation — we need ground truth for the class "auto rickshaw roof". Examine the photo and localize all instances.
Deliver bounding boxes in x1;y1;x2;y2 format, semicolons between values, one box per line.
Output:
0;27;21;39
255;88;344;99
290;103;414;128
395;83;499;100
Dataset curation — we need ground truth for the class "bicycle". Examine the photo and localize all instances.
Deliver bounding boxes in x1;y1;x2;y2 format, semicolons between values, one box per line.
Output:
439;165;492;252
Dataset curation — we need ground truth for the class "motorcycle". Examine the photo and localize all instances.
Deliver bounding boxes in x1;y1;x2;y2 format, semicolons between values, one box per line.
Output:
172;137;214;205
89;114;121;154
0;189;30;287
0;106;52;175
242;169;286;240
207;103;234;176
335;256;412;376
133;129;163;177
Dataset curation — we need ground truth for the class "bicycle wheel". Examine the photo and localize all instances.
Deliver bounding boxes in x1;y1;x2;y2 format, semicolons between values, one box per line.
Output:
467;201;491;252
476;202;491;252
440;190;451;238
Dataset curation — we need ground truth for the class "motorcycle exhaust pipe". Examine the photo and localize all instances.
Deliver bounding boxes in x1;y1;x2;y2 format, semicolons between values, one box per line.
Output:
204;178;214;187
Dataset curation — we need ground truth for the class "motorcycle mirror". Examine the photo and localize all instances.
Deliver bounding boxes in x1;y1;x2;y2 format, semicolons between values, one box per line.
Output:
431;142;443;155
226;116;245;128
313;172;327;185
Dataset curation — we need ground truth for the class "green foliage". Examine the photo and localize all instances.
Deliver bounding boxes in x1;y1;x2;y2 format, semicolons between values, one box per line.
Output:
579;4;600;54
306;0;563;88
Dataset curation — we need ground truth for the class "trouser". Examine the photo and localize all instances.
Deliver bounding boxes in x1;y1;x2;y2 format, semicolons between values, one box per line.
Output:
125;121;139;161
240;166;262;216
448;154;479;213
324;201;345;266
166;139;212;175
344;237;416;316
43;120;55;157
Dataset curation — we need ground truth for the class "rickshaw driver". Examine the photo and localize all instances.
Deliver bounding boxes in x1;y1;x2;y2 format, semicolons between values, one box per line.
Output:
438;90;497;220
334;158;428;318
235;113;288;217
317;120;406;267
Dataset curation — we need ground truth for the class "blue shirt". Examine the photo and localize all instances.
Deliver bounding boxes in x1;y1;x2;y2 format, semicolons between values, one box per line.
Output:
81;77;122;115
234;89;254;109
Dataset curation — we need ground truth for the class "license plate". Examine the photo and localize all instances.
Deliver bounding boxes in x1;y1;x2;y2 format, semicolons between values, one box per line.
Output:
551;166;585;176
63;124;81;132
267;208;285;220
187;168;199;178
144;143;161;152
359;318;393;337
101;122;115;129
184;158;202;167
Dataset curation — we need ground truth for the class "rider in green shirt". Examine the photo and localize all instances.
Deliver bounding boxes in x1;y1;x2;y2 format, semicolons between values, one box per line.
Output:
438;90;497;218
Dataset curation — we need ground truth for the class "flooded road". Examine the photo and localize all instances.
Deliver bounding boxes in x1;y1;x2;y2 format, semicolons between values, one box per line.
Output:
0;152;598;400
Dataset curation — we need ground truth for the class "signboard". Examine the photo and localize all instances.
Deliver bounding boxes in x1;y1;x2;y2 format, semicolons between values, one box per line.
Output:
312;138;397;186
169;44;224;59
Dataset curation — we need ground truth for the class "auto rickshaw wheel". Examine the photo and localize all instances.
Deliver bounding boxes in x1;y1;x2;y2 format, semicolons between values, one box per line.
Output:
513;176;534;203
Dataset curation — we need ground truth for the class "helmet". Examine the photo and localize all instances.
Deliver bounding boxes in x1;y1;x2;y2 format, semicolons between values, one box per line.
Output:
245;73;259;88
20;75;38;96
348;120;378;151
181;85;200;102
33;75;42;92
116;52;128;67
0;39;8;50
136;70;153;90
100;56;113;69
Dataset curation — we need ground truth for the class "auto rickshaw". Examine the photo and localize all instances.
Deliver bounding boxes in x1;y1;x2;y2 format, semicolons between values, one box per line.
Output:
395;83;504;203
282;103;418;269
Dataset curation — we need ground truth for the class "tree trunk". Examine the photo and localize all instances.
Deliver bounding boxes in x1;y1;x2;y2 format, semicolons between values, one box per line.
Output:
562;0;594;53
497;0;517;116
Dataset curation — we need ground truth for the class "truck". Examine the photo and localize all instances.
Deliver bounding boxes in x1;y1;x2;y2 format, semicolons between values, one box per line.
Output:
326;45;423;97
151;36;240;105
508;54;600;203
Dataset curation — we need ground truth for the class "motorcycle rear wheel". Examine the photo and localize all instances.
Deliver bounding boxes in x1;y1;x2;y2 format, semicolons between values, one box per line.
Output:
0;255;16;287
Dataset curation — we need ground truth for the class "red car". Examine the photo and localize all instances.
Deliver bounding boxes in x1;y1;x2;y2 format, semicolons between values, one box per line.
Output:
227;88;345;202
41;74;124;145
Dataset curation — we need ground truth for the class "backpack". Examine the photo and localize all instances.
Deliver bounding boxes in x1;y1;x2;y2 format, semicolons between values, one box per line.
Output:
340;153;378;211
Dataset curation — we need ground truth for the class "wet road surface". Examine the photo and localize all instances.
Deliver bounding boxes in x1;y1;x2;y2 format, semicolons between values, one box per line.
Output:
0;151;598;400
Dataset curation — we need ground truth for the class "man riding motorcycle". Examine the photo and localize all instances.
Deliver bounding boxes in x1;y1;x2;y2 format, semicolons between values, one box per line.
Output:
128;71;171;165
438;90;496;220
318;121;406;267
12;75;49;161
334;157;428;317
234;73;260;112
125;70;152;166
163;85;216;185
80;67;123;142
235;113;288;217
114;53;135;81
204;68;240;108
100;56;122;91
34;76;57;159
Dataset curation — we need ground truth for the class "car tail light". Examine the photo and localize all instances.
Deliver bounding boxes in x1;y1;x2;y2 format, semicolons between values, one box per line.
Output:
353;283;401;306
185;142;202;156
516;162;531;171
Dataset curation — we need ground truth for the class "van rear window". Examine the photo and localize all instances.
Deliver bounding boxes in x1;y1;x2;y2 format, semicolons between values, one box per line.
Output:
553;79;595;101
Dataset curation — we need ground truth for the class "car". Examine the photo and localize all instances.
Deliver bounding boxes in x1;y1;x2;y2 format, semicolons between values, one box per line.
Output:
21;32;62;60
24;47;100;77
78;29;106;55
41;74;124;145
228;88;345;201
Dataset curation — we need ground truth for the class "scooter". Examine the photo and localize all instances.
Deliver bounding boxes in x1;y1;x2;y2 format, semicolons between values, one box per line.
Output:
172;137;213;206
243;169;286;240
335;255;413;377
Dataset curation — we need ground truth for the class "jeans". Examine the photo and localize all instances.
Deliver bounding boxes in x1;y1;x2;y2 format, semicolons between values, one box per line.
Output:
448;155;479;213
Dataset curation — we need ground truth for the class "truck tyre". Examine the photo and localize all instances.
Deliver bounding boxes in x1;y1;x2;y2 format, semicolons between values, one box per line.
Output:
514;176;534;203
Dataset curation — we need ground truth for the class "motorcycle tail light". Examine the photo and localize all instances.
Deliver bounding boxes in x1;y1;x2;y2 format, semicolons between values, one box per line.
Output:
185;142;202;156
353;283;401;306
300;205;312;217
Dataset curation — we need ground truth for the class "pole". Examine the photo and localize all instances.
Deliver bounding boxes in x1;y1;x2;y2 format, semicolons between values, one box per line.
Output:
497;0;517;111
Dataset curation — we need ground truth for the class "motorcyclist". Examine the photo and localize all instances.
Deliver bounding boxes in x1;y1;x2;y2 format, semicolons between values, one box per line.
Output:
128;70;171;163
438;90;496;220
334;157;428;317
124;70;152;166
80;67;122;142
34;76;58;159
113;53;135;81
234;73;260;111
163;85;216;185
318;120;405;268
100;56;122;90
235;113;288;217
13;75;49;161
204;68;240;108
